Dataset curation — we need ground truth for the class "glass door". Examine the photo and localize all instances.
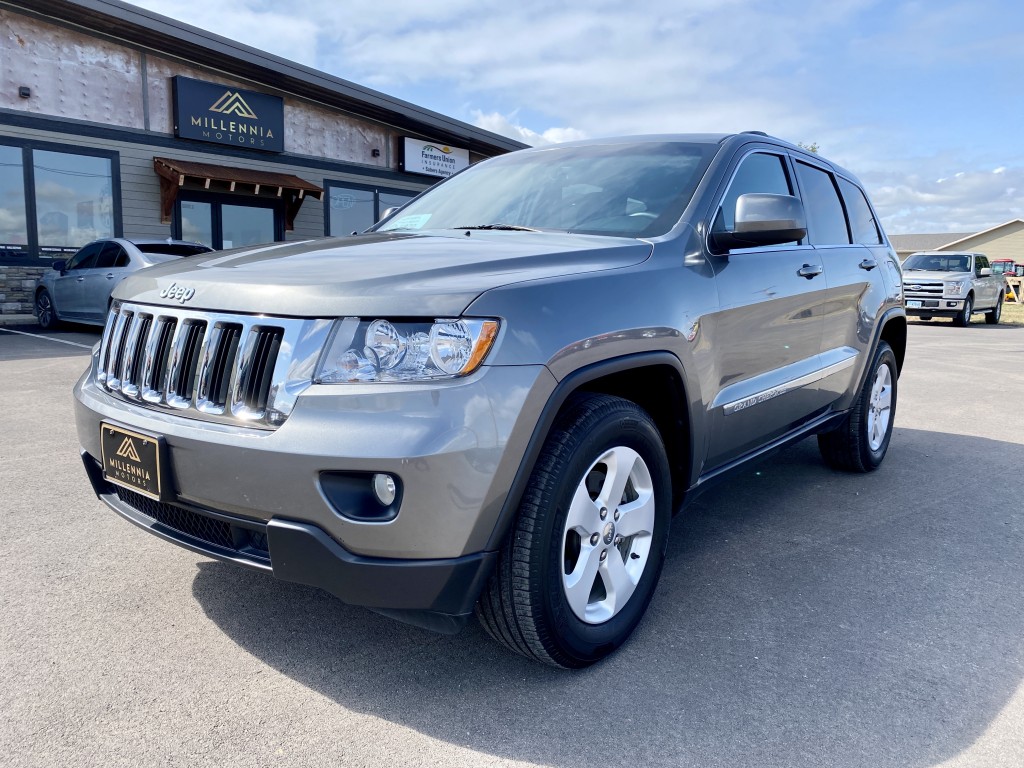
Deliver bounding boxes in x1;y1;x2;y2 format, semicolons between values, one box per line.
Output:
175;194;282;250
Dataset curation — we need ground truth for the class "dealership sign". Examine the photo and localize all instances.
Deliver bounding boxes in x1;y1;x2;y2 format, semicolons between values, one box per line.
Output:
403;137;469;178
172;76;284;153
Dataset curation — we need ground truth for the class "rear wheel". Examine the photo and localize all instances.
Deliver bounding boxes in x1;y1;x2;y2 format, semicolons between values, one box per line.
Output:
953;294;973;327
476;394;671;668
818;341;897;472
986;294;1003;324
35;289;59;330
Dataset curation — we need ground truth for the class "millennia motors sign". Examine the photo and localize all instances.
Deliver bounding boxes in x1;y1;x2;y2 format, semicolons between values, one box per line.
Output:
403;137;470;178
172;76;285;152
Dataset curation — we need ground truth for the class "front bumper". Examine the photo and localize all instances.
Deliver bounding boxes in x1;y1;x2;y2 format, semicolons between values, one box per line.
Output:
81;451;495;632
904;297;965;318
75;359;557;629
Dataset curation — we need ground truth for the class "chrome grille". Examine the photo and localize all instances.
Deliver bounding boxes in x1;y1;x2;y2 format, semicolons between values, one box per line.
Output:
97;302;333;428
903;281;944;298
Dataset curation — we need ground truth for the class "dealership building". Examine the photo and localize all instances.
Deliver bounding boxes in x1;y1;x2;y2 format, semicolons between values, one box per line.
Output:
0;0;526;315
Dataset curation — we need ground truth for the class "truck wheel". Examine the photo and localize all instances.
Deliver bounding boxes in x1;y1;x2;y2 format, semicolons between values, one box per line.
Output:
818;341;897;473
986;294;1003;324
476;393;671;668
953;294;973;327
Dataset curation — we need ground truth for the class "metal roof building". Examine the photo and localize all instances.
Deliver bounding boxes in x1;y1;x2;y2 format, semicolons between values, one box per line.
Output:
0;0;527;314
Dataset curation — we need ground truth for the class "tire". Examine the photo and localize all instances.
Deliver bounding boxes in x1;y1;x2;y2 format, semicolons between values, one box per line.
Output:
953;294;973;327
818;341;897;473
35;288;59;330
986;294;1003;325
476;393;672;668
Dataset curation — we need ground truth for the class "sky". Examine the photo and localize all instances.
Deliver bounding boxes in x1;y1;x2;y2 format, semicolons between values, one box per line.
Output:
127;0;1024;235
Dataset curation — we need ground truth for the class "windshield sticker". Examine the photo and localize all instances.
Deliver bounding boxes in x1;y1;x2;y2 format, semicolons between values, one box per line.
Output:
383;214;432;231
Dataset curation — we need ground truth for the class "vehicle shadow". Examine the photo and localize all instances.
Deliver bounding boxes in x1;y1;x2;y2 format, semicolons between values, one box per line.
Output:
191;427;1024;768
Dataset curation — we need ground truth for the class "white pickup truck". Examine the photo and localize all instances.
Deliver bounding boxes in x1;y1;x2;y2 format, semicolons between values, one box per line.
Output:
902;251;1005;326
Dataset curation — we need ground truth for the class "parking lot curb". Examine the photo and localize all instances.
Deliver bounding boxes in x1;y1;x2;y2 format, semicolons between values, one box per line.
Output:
0;314;38;326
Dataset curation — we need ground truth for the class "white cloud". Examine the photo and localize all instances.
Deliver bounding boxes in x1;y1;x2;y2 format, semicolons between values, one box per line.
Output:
470;111;586;146
125;0;1024;236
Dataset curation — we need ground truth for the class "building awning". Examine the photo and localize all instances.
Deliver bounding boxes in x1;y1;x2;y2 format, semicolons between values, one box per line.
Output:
153;157;323;231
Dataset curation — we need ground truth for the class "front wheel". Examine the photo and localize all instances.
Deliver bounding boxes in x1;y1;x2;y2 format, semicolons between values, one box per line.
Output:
818;341;898;472
476;394;671;668
986;294;1003;324
953;294;973;327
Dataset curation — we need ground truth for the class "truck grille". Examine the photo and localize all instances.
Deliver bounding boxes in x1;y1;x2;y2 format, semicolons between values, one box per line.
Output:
903;281;945;298
96;302;333;428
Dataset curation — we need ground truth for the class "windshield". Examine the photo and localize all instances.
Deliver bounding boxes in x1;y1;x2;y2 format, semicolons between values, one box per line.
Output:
375;142;717;239
903;253;972;272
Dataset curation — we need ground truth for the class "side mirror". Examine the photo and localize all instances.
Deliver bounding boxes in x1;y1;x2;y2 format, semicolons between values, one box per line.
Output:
979;267;992;277
378;206;401;223
712;193;807;251
52;260;67;275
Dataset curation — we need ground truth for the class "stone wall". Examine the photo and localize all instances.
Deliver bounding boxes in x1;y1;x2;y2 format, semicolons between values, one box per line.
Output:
0;265;45;314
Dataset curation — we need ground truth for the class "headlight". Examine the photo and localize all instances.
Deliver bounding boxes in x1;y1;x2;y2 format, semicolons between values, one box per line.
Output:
315;317;500;383
947;281;968;296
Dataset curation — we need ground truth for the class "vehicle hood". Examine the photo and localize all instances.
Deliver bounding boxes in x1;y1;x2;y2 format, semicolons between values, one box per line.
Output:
902;270;973;282
113;231;653;317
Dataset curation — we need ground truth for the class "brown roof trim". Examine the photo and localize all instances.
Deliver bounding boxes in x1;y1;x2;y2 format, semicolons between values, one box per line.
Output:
154;157;323;231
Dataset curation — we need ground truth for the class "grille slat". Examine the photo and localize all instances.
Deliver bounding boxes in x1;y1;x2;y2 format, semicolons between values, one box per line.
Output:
167;321;206;408
142;318;177;404
96;302;331;429
231;327;283;419
105;309;134;392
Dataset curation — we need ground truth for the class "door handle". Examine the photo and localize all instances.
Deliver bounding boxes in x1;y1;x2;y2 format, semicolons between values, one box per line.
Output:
105;273;115;279
76;276;85;282
859;259;877;271
798;264;823;279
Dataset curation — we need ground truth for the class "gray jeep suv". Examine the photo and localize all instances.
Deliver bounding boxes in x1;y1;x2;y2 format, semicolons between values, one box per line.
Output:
74;133;906;667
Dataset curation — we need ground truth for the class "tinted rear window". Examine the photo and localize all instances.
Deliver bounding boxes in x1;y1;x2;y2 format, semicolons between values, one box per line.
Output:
135;243;212;257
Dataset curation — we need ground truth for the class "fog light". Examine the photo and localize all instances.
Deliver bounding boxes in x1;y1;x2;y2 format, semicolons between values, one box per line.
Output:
947;301;958;308
372;473;397;506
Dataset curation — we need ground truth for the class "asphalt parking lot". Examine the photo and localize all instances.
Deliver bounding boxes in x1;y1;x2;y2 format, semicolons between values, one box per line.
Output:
1;320;1022;768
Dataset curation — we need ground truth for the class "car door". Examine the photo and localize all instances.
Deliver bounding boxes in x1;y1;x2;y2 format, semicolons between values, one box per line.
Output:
703;149;828;471
793;163;886;405
974;255;998;307
79;242;130;323
52;242;103;320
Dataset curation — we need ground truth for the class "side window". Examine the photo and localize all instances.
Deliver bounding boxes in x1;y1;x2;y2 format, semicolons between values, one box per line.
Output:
65;242;103;271
114;248;130;268
794;162;851;245
95;242;125;269
976;255;989;273
715;152;792;232
838;178;882;245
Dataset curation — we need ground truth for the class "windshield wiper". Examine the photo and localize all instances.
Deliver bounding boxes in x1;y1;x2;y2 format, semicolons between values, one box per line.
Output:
454;223;540;232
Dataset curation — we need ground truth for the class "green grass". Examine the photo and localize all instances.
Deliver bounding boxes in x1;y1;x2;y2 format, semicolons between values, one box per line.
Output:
1000;300;1024;326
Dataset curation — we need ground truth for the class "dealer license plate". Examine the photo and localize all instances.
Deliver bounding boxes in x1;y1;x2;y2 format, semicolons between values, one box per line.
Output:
906;300;922;308
100;423;163;500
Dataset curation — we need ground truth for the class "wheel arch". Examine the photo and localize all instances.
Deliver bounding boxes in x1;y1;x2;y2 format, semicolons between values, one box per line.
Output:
483;352;695;552
878;310;907;375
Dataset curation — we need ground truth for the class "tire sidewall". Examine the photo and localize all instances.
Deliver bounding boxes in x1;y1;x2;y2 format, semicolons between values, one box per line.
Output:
859;343;898;469
36;289;56;330
957;295;973;326
539;408;671;664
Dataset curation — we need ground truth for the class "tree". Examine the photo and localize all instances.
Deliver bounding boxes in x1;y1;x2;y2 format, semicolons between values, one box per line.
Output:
797;141;820;154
